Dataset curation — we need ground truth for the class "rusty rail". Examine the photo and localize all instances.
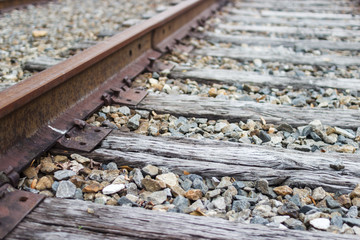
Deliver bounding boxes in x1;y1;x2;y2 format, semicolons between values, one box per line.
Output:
0;0;227;182
0;0;51;12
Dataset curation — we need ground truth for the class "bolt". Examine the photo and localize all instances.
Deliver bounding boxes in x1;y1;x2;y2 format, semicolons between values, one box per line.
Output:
110;87;122;97
123;76;132;87
74;119;86;129
101;93;112;105
148;57;156;67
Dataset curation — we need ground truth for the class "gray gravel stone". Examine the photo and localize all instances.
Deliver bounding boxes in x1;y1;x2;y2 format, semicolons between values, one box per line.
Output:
283;218;306;231
255;179;269;195
250;216;269;225
211;196;226;210
278;201;299;218
135;110;150;119
232;181;245;192
142;164;159;177
325;196;341;209
52;181;59;192
54;170;76;181
346;206;359;218
290;194;302;207
74;188;84;200
343;218;360;227
259;131;271;143
118;106;131;116
173;196;190;213
216;177;232;189
331;215;344;228
56;181;76;199
147;190;167;205
106;162;118;170
118;196;138;207
232;199;250;212
127;114;141;130
192;178;209;194
181;179;193;191
133;168;144;188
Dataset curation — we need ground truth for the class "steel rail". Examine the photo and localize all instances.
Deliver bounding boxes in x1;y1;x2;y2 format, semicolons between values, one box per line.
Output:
0;0;227;184
0;0;51;12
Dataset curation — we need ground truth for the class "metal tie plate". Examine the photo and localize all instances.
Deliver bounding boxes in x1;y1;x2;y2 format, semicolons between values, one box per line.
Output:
57;122;112;152
0;184;44;239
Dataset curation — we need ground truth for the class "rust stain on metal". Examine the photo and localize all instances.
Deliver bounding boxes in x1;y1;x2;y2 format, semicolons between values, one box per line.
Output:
111;87;148;106
56;120;112;152
0;0;50;11
0;184;44;239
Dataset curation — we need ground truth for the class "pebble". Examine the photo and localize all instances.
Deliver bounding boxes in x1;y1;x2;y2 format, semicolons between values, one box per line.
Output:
133;169;144;188
185;189;203;201
82;182;104;193
156;172;178;187
35;176;53;190
107;162;118;170
118;196;137;207
310;218;330;230
142;164;159;176
255;179;270;196
102;184;125;195
273;185;293;196
54;170;76;181
232;199;250;212
142;178;166;192
56;181;76;199
250;216;269;225
147;190;168;205
173;196;190;213
216;177;232;189
71;154;91;164
211;196;226;210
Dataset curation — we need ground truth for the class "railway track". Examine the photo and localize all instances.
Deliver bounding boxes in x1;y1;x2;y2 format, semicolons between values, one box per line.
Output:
1;0;360;239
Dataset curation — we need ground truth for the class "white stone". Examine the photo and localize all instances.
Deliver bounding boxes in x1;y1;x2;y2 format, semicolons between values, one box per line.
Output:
271;216;290;224
310;218;330;230
312;187;326;201
353;226;360;235
334;127;355;139
309;120;323;130
102;184;125;195
156;173;178;187
211;196;226;210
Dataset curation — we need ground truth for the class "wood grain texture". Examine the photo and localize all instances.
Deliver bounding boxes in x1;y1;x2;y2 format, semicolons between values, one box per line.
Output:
203;32;360;51
51;131;360;193
170;67;360;91
224;15;360;28
193;47;360;66
217;24;359;38
135;93;360;129
233;2;354;12
236;0;356;6
7;198;359;240
228;8;360;19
